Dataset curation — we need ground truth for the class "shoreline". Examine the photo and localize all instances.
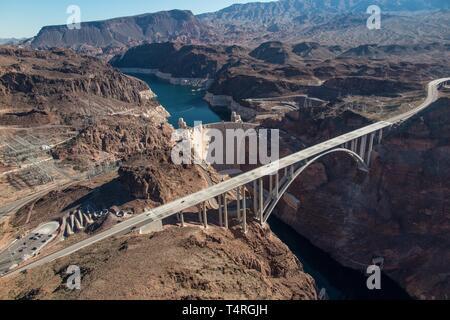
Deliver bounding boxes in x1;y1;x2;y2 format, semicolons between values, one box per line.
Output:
120;68;254;121
118;67;214;90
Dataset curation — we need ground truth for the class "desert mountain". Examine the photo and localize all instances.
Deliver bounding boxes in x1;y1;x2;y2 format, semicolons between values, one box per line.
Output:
199;0;450;25
28;0;450;55
31;10;211;52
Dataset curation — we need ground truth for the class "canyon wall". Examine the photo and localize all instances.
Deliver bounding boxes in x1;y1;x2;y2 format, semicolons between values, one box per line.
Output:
118;67;214;89
275;97;450;299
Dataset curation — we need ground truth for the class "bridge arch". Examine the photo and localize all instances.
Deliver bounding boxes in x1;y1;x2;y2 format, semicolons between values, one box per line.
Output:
263;148;368;223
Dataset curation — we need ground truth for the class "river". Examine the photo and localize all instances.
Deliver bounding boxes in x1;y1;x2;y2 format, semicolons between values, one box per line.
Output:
132;72;411;300
129;73;223;127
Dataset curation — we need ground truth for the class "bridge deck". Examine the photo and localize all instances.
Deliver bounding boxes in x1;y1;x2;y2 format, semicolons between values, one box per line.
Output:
4;78;449;277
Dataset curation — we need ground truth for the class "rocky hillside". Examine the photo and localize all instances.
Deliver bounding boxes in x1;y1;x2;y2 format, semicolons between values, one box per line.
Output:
0;223;318;300
110;42;230;79
0;47;163;128
200;0;449;25
272;96;450;299
112;41;449;123
119;152;216;204
199;0;450;46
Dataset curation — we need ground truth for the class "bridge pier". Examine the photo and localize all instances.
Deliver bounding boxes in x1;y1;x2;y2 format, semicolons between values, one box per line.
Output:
367;133;375;166
359;135;367;160
223;194;229;229
203;202;208;229
198;209;203;225
351;139;356;153
259;178;264;226
236;187;241;220
275;172;280;197
176;213;185;227
139;220;163;235
378;129;383;144
242;186;247;234
269;174;273;197
253;180;258;217
218;195;223;227
180;213;185;227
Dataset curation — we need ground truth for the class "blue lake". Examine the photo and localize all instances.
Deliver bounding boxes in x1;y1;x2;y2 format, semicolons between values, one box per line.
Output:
130;73;222;128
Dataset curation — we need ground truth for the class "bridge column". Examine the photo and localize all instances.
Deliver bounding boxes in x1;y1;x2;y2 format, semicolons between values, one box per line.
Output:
359;135;367;161
180;213;185;227
203;202;208;229
275;172;280;197
218;195;223;227
367;133;375;167
259;178;264;225
253;180;258;217
269;174;273;197
223;194;229;229
242;186;247;234
351;140;356;153
236;187;241;220
378;129;383;144
198;209;203;225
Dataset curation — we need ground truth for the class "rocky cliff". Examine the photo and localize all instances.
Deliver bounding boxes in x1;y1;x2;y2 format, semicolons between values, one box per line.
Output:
31;10;211;53
111;41;449;124
110;42;228;79
274;97;450;299
198;0;450;47
199;0;450;26
0;47;161;127
0;223;318;300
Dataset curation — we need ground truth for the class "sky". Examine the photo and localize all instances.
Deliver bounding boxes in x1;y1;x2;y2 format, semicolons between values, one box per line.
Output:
0;0;275;39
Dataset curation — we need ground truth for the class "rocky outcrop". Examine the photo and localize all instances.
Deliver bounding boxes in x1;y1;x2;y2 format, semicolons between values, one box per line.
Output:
340;43;450;59
118;151;216;205
292;42;342;60
0;69;146;103
110;42;229;79
312;77;422;99
275;97;450;299
0;224;318;300
249;41;292;65
52;116;172;168
0;47;162;127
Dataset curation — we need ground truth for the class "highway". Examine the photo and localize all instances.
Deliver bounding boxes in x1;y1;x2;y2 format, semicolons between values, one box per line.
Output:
0;222;60;274
2;77;449;277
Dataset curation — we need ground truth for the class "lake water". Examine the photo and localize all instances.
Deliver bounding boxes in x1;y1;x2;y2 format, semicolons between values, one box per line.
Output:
130;73;222;128
131;72;410;300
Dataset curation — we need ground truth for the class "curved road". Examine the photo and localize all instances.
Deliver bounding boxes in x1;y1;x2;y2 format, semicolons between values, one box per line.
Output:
2;77;449;278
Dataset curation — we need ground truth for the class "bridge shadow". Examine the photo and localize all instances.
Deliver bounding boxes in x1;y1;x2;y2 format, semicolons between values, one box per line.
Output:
62;178;134;212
